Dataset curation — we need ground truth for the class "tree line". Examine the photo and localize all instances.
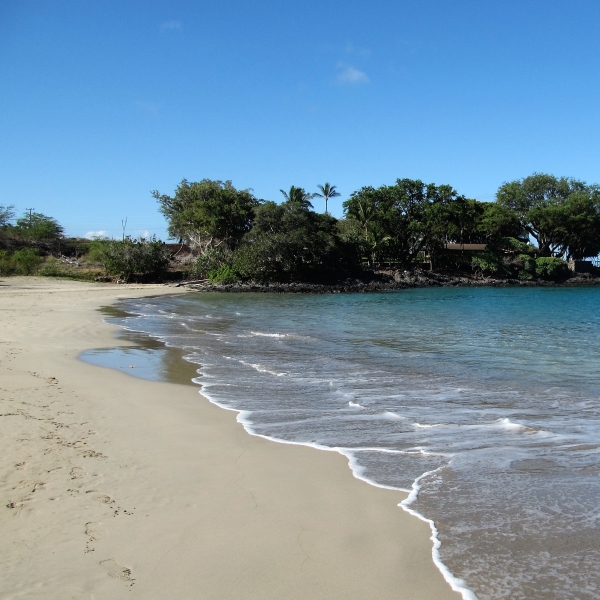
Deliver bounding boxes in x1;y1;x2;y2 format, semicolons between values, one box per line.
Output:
2;172;599;282
152;173;600;283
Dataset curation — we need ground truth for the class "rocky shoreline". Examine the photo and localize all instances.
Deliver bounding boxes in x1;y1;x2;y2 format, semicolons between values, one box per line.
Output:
181;270;600;293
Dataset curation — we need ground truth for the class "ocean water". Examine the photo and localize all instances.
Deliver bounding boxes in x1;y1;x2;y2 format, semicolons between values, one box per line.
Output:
95;287;600;599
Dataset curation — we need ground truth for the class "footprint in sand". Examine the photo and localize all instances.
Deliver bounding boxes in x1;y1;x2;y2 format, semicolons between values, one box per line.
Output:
100;558;134;585
70;466;85;479
85;521;104;540
84;490;114;504
85;521;106;553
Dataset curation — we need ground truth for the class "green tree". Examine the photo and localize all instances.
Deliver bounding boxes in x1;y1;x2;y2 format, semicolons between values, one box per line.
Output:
344;179;469;267
477;203;525;242
153;179;259;254
559;191;600;260
279;186;315;209
496;173;600;259
314;183;341;214
15;212;64;242
234;199;348;281
0;205;15;228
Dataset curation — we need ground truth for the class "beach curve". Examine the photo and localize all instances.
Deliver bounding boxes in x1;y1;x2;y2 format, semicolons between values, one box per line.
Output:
0;277;459;599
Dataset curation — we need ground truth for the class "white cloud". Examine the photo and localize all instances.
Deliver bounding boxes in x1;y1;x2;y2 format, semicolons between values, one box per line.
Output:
160;20;181;31
336;63;369;85
137;230;151;239
85;230;109;240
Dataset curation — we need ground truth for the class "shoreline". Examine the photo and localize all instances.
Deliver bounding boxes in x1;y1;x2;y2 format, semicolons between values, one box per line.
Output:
0;277;460;599
84;328;474;599
181;270;600;294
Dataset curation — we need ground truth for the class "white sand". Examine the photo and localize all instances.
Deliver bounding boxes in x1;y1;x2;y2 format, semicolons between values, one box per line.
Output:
0;277;459;599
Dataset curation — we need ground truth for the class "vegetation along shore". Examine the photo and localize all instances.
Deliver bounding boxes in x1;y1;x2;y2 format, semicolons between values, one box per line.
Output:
2;172;600;288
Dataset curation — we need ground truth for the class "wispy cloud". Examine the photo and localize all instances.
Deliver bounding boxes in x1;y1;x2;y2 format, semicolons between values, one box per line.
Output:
160;20;181;31
336;63;369;85
85;230;109;240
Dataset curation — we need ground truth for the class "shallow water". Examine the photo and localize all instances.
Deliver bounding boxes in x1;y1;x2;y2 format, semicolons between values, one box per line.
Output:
88;287;600;599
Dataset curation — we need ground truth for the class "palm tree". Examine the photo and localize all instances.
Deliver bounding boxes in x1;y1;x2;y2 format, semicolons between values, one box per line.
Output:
314;183;341;214
280;186;315;209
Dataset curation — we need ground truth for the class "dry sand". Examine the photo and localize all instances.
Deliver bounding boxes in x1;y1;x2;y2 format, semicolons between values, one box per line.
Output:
0;277;460;599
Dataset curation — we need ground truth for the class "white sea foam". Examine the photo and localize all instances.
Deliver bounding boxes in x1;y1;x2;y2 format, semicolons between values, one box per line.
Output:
250;331;287;338
240;360;286;377
351;411;405;421
399;469;478;600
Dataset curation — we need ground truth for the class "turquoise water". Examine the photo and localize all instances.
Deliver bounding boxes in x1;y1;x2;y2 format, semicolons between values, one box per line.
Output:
100;287;600;599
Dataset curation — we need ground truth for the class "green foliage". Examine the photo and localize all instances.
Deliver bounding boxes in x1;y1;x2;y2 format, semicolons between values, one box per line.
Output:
343;178;480;267
314;183;341;214
496;173;600;259
477;204;525;242
147;172;600;283
0;248;43;275
189;247;234;279
0;205;15;228
15;212;64;242
153;179;259;254
535;257;569;280
471;252;506;277
233;200;348;282
85;239;111;264
557;191;600;260
496;237;534;255
94;237;171;282
208;264;239;284
279;186;315;209
515;254;537;280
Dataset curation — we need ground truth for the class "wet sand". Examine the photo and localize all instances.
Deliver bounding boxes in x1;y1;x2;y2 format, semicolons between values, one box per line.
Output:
0;277;459;599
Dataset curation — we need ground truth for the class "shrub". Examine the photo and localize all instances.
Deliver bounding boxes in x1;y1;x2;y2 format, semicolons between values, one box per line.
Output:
471;252;505;277
94;237;171;282
0;251;14;275
516;254;537;280
208;264;239;283
189;247;233;279
0;248;43;275
85;239;111;264
231;237;280;281
535;257;569;281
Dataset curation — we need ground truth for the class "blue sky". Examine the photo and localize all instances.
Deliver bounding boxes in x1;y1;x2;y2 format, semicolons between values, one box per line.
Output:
2;0;600;239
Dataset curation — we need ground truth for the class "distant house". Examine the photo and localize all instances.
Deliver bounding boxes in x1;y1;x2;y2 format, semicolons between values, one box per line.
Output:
418;243;488;270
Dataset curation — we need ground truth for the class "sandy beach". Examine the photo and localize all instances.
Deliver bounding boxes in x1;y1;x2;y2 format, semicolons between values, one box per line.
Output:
0;277;459;599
